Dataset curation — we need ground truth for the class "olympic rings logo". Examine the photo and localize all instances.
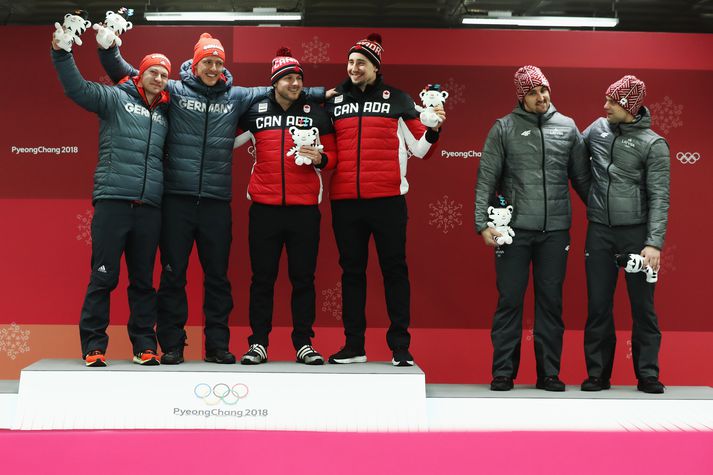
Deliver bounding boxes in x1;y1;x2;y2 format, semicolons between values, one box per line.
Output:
194;383;249;406
676;152;701;164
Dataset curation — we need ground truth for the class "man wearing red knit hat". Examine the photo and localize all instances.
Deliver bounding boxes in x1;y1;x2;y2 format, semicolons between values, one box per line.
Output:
98;32;325;365
51;27;171;367
581;75;670;394
234;47;337;365
326;33;446;367
475;65;591;392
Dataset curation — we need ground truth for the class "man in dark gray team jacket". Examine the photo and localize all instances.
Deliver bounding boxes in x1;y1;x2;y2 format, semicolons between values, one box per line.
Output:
581;76;670;394
475;66;591;392
98;32;324;364
52;30;171;367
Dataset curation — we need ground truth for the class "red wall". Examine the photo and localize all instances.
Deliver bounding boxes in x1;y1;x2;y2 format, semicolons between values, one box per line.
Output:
1;26;711;384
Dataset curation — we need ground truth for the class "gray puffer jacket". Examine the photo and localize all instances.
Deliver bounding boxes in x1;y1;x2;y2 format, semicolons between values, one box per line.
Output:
52;48;169;207
475;103;591;232
583;107;670;249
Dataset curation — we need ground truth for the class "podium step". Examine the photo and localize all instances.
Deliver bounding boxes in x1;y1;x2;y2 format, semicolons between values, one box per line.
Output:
14;359;426;431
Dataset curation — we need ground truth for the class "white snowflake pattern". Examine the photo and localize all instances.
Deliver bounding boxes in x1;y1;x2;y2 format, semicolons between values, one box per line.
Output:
658;243;677;277
626;339;633;360
301;36;330;66
76;209;94;245
428;195;463;234
441;77;465;110
649;96;683;135
98;74;114;86
321;281;342;321
0;322;31;360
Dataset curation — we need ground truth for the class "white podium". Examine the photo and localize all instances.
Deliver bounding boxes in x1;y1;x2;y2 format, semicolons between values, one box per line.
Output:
13;359;427;431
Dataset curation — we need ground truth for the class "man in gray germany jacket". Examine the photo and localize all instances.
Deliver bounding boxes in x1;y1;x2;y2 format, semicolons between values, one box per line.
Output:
580;76;670;394
52;29;171;367
98;33;325;365
475;66;591;392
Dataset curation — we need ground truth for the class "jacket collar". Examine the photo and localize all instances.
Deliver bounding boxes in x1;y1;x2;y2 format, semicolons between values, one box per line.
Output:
338;74;384;97
512;102;558;124
179;59;232;94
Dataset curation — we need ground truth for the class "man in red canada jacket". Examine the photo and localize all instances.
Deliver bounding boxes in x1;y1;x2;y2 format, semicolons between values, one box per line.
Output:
234;48;336;365
325;33;445;366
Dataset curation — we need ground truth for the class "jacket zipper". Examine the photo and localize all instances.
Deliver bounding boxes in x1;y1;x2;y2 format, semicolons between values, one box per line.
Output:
197;98;210;204
538;115;547;231
356;103;364;199
606;134;617;226
281;109;287;206
139;110;154;202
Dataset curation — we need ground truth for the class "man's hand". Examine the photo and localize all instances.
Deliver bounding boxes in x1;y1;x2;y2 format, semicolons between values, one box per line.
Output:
641;246;661;272
431;104;446;131
481;227;502;247
326;88;338;100
298;145;323;165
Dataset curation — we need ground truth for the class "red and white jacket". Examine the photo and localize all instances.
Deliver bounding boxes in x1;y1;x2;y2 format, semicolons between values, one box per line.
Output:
236;92;336;206
325;76;438;200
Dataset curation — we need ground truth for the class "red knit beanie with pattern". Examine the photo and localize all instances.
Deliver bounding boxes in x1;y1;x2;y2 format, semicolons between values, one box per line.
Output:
271;47;303;84
348;33;383;68
606;75;646;116
514;65;550;102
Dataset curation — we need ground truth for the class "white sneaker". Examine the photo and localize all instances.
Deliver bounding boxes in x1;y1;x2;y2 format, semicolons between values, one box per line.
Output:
240;344;267;365
296;345;325;365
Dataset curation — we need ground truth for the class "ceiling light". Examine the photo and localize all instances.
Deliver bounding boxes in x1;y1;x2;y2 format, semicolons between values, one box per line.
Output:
144;11;302;22
462;16;619;28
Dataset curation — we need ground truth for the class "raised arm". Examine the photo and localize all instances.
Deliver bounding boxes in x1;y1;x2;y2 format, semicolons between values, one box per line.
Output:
51;46;112;115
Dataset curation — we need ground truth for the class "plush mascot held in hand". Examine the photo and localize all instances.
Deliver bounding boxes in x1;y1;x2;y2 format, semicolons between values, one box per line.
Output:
287;126;323;166
415;84;448;128
94;7;134;49
53;10;91;52
487;195;515;246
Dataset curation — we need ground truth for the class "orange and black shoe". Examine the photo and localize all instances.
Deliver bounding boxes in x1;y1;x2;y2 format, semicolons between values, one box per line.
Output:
85;350;107;367
133;349;160;366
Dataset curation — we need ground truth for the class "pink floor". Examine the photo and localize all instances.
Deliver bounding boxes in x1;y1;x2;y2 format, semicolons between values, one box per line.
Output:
1;430;712;474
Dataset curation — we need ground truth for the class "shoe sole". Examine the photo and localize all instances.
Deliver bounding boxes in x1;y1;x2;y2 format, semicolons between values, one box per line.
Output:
490;386;513;391
160;357;184;365
85;359;107;367
204;357;236;364
240;358;266;365
133;356;160;366
637;387;665;394
297;357;325;365
391;358;414;367
328;355;367;364
536;384;566;392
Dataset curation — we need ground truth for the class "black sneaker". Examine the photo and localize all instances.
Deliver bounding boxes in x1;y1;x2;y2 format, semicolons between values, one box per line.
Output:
296;345;324;365
581;377;611;391
204;349;236;364
160;348;184;365
241;344;268;365
328;347;367;364
391;349;414;367
536;375;566;392
637;377;665;394
490;376;514;391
